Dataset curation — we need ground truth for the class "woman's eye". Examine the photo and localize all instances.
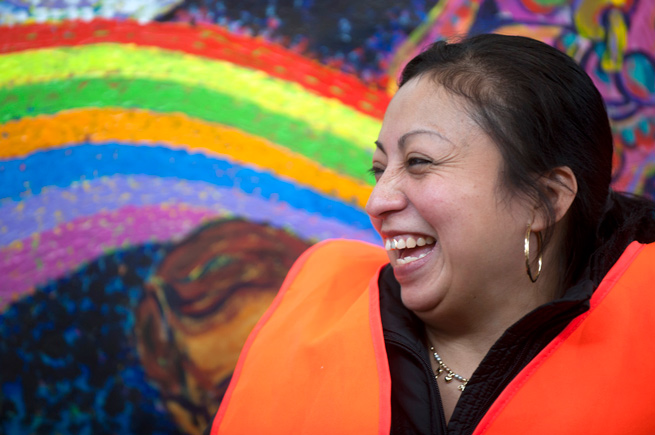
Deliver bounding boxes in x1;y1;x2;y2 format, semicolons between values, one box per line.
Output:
368;166;384;179
407;157;431;167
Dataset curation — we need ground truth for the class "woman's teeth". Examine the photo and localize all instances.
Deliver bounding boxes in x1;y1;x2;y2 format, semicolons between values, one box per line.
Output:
383;235;436;266
396;253;428;265
384;236;435;251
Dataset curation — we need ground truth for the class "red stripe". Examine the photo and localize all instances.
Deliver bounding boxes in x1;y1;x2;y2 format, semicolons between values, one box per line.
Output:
1;19;390;119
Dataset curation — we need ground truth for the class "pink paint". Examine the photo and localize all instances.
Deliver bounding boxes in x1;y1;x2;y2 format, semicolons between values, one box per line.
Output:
0;204;221;310
494;0;571;25
626;0;655;54
612;145;655;193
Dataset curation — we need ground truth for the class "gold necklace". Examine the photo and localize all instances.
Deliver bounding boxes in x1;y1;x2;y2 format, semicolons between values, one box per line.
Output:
430;346;469;392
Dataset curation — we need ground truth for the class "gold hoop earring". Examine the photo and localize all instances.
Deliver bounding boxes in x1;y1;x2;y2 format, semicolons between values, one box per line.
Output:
524;224;543;283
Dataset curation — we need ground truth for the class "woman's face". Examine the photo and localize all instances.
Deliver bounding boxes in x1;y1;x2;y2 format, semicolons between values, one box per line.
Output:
366;77;532;318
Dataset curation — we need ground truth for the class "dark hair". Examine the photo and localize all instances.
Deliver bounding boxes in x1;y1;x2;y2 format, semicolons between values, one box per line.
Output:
399;33;613;287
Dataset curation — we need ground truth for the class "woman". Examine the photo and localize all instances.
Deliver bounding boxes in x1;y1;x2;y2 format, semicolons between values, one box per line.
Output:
207;34;655;434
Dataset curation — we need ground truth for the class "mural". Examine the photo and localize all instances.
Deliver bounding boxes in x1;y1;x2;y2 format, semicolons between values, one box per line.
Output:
1;0;653;434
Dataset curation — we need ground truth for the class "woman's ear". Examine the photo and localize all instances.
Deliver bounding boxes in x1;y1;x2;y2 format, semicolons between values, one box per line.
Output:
532;166;578;232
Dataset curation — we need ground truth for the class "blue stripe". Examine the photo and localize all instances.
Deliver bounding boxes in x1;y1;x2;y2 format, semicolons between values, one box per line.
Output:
0;143;373;231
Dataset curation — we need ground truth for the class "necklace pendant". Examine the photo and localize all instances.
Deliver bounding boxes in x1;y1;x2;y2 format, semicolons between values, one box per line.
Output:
430;344;466;393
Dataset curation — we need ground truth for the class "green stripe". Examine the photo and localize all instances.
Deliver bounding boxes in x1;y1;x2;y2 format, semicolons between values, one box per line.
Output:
0;77;374;184
0;44;382;150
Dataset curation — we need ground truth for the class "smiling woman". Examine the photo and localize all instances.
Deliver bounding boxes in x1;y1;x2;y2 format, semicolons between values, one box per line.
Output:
205;34;655;435
366;81;570;328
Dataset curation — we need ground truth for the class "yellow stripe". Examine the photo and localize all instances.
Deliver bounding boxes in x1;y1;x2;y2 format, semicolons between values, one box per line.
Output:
0;44;381;151
0;108;372;208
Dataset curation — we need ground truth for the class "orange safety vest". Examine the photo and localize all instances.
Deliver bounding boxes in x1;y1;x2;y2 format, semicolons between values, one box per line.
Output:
210;239;655;434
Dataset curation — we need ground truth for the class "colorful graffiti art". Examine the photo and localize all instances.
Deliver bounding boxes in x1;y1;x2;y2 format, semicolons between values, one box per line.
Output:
1;1;653;434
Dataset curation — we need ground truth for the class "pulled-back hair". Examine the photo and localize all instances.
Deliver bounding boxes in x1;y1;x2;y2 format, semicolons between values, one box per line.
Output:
399;34;613;287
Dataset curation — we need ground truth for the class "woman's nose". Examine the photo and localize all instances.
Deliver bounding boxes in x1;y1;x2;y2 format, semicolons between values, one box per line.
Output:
365;173;407;219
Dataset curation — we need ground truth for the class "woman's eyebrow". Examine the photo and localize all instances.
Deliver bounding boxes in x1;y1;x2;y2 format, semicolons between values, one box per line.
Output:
398;129;453;151
375;129;453;155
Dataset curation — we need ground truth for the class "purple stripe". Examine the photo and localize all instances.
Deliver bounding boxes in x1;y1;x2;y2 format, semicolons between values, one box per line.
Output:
0;174;378;245
0;202;380;309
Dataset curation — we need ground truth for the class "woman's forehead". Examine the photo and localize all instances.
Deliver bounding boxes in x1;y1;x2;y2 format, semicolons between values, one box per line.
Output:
380;79;480;144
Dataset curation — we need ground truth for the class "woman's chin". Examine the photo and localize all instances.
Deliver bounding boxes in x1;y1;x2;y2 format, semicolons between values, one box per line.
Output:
399;285;443;315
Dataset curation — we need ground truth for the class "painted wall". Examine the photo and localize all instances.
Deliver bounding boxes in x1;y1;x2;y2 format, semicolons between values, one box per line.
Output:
1;1;653;434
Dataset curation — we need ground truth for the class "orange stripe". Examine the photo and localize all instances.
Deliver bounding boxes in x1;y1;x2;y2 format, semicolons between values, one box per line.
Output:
368;269;392;433
0;108;371;208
